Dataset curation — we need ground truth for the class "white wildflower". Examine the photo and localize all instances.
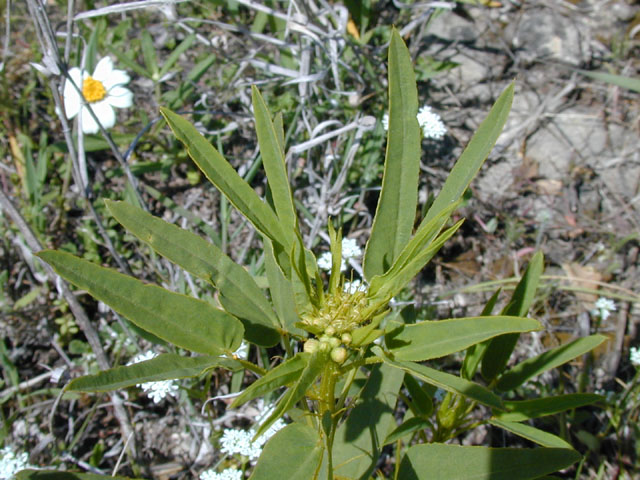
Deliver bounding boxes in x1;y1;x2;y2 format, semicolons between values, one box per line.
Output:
343;279;367;294
232;341;250;360
381;106;446;140
63;56;133;134
253;418;286;447
201;467;243;480
219;428;261;460
218;405;286;462
592;297;616;321
0;447;31;480
317;238;362;272
130;351;155;364
416;105;447;139
316;251;336;271
341;238;362;259
630;347;640;367
127;351;179;404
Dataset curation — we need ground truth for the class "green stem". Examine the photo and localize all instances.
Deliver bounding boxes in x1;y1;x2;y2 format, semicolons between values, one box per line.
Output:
319;360;338;480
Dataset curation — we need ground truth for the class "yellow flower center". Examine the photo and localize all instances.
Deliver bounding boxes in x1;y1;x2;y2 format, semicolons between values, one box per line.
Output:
82;76;107;103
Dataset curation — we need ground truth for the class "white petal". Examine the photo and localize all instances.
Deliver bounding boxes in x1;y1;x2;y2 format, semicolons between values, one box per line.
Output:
103;69;130;89
90;100;117;130
107;86;133;109
63;67;84;119
92;56;114;80
79;108;99;134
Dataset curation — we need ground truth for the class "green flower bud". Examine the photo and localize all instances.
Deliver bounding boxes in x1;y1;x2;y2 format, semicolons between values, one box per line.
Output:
303;339;320;354
319;338;332;352
341;333;352;345
331;347;347;364
325;325;336;336
328;337;341;348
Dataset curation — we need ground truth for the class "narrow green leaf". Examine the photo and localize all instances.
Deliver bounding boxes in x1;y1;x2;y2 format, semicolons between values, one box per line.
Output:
420;82;514;227
403;373;433;418
253;353;323;439
489;419;573;449
461;288;501;379
16;470;140;480
141;31;158;76
364;29;421;279
106;200;280;346
375;348;504;410
380;202;459;281
386;316;541;362
158;34;196;79
366;219;463;313
37;250;243;356
249;424;323;480
160;108;290;249
106;45;150;78
263;240;304;335
68;354;239;392
327;222;342;295
482;251;544;380
273;112;285;153
397;444;580;480
578;69;640;93
497;335;608;391
384;416;430;446
497;393;603;422
252;86;297;236
231;354;307;408
330;363;404;480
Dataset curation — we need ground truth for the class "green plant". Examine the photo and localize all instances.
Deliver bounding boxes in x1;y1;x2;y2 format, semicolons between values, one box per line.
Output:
19;30;606;480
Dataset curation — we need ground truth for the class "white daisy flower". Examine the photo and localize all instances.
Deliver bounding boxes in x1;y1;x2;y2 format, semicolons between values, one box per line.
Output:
63;56;133;134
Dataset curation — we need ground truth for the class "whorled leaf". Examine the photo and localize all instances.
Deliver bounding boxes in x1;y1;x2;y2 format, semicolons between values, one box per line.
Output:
397;444;580;480
68;353;240;392
37;250;243;356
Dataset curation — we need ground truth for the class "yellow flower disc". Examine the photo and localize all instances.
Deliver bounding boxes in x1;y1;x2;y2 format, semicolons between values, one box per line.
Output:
82;76;107;103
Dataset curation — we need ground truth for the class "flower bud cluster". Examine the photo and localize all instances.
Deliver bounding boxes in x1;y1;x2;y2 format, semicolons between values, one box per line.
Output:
301;289;368;364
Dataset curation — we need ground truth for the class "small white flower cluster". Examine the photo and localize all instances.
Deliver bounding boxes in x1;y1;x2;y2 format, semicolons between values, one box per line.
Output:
591;297;617;321
381;105;447;140
128;351;179;404
0;446;31;480
317;238;363;272
219;418;286;461
343;279;366;294
200;467;243;480
416;106;447;140
630;346;640;367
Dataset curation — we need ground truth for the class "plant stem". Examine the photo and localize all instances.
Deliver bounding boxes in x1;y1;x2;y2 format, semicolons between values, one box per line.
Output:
319;360;338;480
